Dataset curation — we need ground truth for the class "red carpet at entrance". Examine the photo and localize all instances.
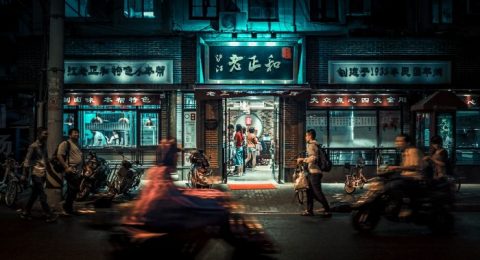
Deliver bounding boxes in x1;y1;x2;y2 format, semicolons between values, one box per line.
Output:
228;183;277;190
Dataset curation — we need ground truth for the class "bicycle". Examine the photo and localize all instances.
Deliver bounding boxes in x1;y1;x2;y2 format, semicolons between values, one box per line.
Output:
344;163;370;194
0;157;25;207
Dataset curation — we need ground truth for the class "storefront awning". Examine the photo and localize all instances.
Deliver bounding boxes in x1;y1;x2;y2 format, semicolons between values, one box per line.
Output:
194;84;311;100
411;91;468;112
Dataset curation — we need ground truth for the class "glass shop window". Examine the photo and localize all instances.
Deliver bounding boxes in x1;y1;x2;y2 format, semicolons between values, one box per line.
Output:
456;111;480;165
190;0;218;19
415;113;431;152
329;110;377;148
62;112;76;139
310;0;339;22
379;111;401;147
124;0;156;18
248;0;278;21
306;111;328;146
66;0;89;17
140;113;159;146
80;110;136;148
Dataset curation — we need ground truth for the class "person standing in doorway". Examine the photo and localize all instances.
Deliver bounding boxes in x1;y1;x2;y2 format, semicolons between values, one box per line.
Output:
297;129;331;217
57;128;83;216
233;124;244;176
20;127;58;223
245;127;258;171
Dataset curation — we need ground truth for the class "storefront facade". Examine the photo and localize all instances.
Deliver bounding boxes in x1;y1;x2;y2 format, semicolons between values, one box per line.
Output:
62;38;190;165
192;36;308;183
306;38;480;182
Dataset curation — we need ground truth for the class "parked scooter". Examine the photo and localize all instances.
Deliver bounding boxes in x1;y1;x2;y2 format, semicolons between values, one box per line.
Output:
108;152;143;196
351;170;455;234
188;150;212;188
77;151;110;200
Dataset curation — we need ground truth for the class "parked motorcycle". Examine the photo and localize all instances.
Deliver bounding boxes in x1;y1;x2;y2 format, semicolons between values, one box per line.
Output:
351;170;455;234
108;153;144;196
77;151;110;200
188;150;212;188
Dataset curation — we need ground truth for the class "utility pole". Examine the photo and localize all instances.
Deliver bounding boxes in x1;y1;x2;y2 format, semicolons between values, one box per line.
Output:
45;0;64;209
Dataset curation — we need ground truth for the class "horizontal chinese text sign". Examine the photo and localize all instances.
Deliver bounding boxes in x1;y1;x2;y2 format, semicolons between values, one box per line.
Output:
308;94;407;107
329;61;451;84
63;93;161;106
64;60;173;84
206;43;297;84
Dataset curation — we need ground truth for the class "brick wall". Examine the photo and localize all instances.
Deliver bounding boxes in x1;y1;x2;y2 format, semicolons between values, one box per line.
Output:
203;100;221;169
64;36;196;84
15;37;43;84
283;98;304;169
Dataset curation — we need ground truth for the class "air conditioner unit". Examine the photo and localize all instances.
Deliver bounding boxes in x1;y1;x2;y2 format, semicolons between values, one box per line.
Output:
219;12;247;32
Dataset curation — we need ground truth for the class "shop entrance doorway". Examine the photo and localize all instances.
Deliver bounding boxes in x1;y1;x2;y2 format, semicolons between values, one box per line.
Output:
222;96;280;184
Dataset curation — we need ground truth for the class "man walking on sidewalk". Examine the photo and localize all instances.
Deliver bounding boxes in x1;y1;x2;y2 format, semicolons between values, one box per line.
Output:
297;129;332;217
57;128;83;216
20;127;58;223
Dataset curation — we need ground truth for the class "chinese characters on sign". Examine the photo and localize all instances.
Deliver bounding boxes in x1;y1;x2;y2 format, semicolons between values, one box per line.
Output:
63;94;162;106
195;87;307;99
64;60;173;84
308;94;408;107
207;45;296;83
328;61;451;84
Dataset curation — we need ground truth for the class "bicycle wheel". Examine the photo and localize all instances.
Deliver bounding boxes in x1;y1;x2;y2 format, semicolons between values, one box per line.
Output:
344;181;356;194
5;181;18;207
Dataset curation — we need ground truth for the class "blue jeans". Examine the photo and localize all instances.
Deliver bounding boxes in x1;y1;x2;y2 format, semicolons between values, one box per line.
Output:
233;147;244;166
306;173;330;213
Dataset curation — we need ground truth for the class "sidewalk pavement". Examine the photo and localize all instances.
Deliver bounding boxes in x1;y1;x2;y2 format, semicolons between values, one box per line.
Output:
173;180;480;214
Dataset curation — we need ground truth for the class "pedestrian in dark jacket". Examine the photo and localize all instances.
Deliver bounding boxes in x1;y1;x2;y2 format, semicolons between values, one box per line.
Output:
20;127;58;223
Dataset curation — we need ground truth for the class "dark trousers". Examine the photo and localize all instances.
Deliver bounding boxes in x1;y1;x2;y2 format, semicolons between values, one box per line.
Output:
25;175;51;215
64;174;80;212
306;173;330;213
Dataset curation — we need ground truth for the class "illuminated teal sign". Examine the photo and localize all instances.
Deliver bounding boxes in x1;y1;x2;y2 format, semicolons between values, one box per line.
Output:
203;42;299;84
64;60;173;84
329;61;451;84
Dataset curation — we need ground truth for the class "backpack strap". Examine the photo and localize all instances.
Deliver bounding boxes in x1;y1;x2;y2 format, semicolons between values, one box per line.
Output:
65;140;71;165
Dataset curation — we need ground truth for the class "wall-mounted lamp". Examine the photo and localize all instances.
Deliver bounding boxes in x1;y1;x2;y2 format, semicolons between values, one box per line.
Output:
271;32;277;39
251;32;257;38
232;32;238;39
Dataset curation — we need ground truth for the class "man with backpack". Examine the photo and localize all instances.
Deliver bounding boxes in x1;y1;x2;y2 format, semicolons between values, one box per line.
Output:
296;129;332;217
57;128;83;216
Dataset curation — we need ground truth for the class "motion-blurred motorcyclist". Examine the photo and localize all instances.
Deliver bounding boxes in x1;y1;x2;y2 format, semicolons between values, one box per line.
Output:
122;139;230;231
